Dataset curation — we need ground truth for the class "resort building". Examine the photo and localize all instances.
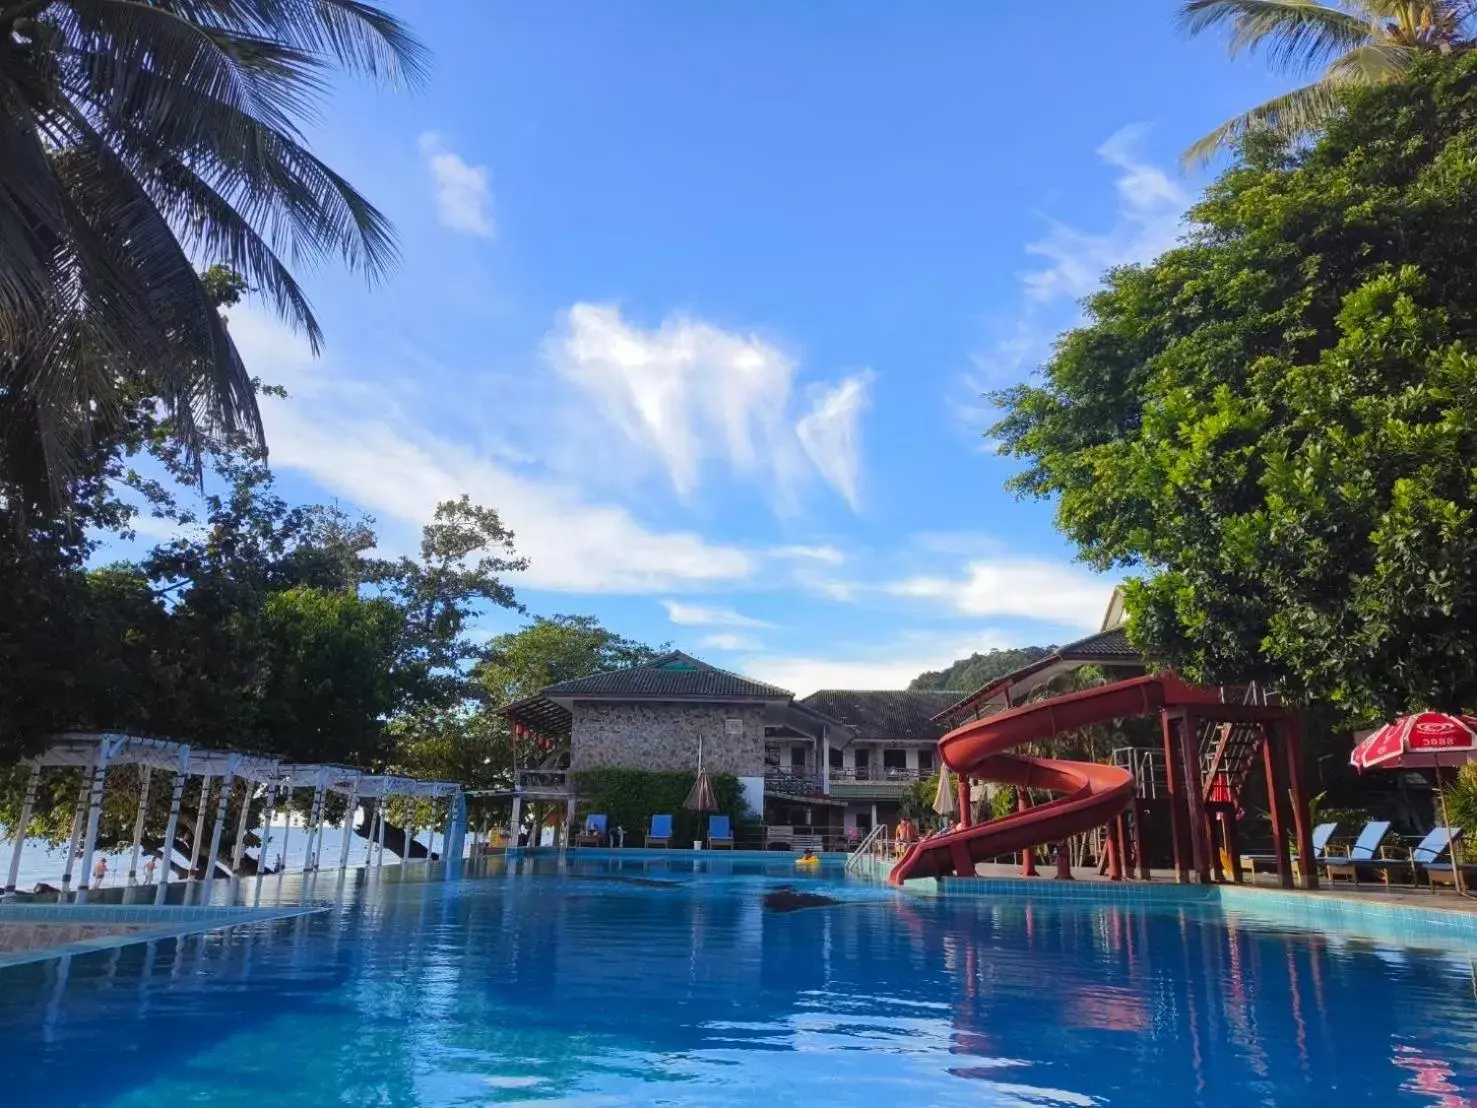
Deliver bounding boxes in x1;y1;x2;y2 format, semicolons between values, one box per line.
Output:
502;651;850;844
796;690;961;836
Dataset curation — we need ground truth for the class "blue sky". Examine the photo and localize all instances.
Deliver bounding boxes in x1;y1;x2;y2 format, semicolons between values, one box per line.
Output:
166;2;1288;695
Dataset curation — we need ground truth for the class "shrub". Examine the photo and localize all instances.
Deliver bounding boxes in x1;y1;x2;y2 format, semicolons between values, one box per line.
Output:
572;768;747;845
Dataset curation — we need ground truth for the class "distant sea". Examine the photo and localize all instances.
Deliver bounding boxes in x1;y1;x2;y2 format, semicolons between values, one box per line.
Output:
0;815;452;890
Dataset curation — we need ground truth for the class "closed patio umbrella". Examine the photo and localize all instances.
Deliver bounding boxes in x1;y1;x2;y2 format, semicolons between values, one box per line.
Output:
684;734;717;813
684;772;717;813
933;766;956;819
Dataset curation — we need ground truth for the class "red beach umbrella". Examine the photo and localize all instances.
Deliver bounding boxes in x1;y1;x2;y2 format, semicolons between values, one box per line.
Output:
1350;711;1477;895
1350;712;1477;772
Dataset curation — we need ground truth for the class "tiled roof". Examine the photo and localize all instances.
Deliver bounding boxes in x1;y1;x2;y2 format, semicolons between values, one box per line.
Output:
798;690;964;743
1056;626;1134;658
537;651;794;701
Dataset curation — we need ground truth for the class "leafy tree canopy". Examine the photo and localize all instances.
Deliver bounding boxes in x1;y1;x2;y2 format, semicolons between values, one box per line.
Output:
992;54;1477;719
910;646;1053;692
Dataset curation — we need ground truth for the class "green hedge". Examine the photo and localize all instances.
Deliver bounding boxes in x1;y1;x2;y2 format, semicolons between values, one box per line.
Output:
573;768;750;844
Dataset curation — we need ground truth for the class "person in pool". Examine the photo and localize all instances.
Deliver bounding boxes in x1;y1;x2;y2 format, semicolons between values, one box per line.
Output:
796;848;820;867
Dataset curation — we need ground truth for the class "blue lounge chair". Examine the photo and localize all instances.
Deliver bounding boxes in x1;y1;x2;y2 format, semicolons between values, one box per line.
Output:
1240;822;1338;883
1322;820;1393;885
576;814;607;847
1405;827;1465;889
708;814;734;850
646;814;673;848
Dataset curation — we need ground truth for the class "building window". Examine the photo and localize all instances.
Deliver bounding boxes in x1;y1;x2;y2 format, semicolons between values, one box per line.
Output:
918;749;935;772
829;747;843;769
790;746;806;769
883;748;907;770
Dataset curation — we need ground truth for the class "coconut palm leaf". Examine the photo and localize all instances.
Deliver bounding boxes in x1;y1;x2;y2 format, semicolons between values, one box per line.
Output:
0;0;425;510
1179;0;1376;72
1183;79;1346;165
1180;0;1475;163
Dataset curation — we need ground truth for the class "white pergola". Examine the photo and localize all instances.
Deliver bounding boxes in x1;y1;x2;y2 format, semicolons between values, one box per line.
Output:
4;734;463;906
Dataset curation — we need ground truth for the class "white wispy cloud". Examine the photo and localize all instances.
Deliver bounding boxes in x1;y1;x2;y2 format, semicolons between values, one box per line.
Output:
698;632;764;652
741;630;1014;698
886;558;1110;631
237;309;751;594
795;371;874;511
544;304;869;510
769;544;846;565
662;600;771;629
418;132;495;239
969;124;1189;397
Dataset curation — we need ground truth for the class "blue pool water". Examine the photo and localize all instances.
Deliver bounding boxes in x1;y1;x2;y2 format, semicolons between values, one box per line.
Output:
2;856;1476;1106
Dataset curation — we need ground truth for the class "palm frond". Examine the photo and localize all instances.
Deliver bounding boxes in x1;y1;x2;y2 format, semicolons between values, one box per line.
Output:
1180;0;1376;73
1181;78;1345;165
1326;40;1422;80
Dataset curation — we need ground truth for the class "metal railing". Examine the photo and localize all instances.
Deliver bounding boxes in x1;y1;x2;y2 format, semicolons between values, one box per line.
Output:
830;766;929;783
763;771;824;797
844;824;886;872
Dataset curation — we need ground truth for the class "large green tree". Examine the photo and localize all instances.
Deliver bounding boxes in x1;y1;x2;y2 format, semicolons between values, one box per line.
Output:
1181;0;1475;163
0;0;425;509
993;54;1477;719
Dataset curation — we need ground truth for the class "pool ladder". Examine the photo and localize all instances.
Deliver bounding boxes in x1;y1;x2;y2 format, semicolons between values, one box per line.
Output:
844;824;887;874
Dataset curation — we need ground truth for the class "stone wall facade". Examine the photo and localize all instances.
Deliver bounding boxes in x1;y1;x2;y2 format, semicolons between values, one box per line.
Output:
569;701;767;777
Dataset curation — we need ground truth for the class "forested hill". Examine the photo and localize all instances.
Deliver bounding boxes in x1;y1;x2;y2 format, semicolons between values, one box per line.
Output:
909;646;1053;693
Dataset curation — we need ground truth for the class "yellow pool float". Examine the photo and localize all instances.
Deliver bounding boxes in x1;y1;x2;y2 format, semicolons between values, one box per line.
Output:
794;852;821;869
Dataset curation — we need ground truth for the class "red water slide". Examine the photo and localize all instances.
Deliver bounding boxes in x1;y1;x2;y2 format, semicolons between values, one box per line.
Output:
890;674;1206;884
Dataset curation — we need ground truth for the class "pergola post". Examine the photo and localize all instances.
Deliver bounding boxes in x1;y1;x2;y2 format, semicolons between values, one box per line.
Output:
303;783;325;870
277;787;294;879
6;764;41;893
126;767;153;886
155;752;190;906
1177;710;1213;884
231;779;254;873
375;801;387;869
60;766;94;892
1283;715;1317;890
74;744;113;904
1262;723;1294;889
406;810;418;865
1159;711;1190;883
203;768;236;900
312;791;329;872
509;792;522;847
187;774;213;893
336;785;359;872
253;782;278;908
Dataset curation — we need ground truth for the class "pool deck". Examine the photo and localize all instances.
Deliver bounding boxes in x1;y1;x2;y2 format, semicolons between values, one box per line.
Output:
0;902;329;970
847;854;1477;947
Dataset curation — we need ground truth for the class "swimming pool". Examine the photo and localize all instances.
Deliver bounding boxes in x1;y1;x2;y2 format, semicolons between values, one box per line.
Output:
2;855;1475;1106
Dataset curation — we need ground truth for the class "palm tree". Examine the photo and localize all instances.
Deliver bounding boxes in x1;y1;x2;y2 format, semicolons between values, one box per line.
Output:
0;1;427;511
1180;1;1476;164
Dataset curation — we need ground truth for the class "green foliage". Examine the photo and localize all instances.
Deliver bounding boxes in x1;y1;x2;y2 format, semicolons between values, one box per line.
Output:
1178;1;1476;164
1;0;425;509
910;646;1053;692
479;614;665;706
990;786;1017;821
572;769;747;846
992;54;1477;719
253;588;403;765
1443;765;1477;841
900;773;943;828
